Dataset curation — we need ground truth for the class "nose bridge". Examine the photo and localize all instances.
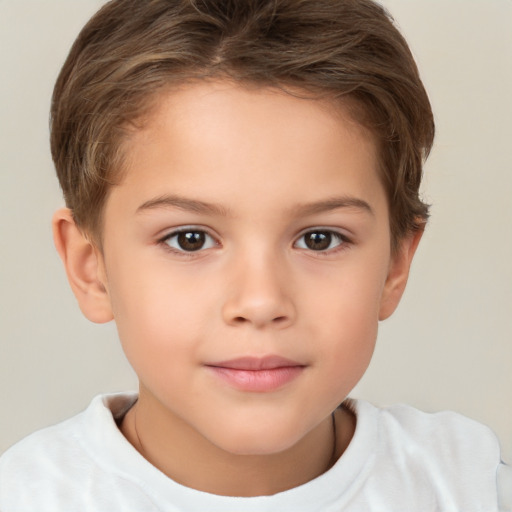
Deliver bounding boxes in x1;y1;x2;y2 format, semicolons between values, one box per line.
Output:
222;243;295;329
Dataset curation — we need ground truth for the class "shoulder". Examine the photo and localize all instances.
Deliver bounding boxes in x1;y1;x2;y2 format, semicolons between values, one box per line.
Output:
352;400;504;511
0;403;89;510
351;399;501;454
376;402;501;457
0;393;140;511
0;408;85;479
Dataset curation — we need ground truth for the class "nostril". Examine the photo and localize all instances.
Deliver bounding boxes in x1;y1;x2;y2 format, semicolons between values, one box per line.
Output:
231;315;288;326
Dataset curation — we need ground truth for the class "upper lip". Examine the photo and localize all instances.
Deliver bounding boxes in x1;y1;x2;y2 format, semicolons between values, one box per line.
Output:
206;356;304;371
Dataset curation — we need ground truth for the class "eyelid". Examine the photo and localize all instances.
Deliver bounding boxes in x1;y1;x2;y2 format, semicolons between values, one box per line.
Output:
293;227;352;252
158;225;220;253
158;224;218;237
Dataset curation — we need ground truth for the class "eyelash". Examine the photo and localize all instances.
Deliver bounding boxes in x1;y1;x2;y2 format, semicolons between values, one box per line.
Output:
158;227;352;257
294;229;352;256
159;226;219;258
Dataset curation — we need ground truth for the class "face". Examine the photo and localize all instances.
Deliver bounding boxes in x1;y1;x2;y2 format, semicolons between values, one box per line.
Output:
94;81;407;455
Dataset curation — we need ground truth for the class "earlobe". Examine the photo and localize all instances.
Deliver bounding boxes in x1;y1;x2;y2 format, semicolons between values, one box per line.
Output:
378;228;424;321
52;208;113;324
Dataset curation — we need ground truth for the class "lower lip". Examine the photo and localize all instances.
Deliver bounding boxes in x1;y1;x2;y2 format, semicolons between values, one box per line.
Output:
206;366;304;392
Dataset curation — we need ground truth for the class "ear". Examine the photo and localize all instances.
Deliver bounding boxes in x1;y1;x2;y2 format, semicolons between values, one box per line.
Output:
379;228;424;321
52;208;113;324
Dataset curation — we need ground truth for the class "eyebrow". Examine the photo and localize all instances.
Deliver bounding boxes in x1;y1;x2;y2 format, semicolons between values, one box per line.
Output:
136;195;231;216
292;197;374;217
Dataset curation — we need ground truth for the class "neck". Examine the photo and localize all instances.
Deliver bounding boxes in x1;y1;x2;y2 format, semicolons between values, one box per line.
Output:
120;391;355;497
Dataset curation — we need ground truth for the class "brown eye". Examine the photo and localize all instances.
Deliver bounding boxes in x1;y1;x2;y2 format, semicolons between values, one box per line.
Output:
304;231;332;250
177;231;205;251
164;229;216;252
295;230;346;252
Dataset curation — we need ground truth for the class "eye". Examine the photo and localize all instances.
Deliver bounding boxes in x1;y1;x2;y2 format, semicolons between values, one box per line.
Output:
162;228;217;252
295;229;348;252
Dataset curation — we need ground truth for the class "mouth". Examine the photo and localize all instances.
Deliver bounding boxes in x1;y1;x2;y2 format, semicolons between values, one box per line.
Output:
204;356;306;393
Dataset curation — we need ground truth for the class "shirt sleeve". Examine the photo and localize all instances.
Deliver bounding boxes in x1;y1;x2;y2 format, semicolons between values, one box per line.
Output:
498;461;512;511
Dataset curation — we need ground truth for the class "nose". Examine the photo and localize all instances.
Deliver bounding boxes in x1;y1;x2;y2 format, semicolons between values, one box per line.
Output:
221;252;296;329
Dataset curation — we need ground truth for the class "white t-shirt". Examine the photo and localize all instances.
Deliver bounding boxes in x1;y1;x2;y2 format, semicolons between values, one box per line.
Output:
0;393;510;512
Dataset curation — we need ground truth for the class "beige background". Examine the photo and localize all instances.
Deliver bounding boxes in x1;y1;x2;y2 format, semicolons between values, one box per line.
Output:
1;0;511;464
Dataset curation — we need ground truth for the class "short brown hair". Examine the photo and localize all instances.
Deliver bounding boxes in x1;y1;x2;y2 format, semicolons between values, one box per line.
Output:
51;0;434;248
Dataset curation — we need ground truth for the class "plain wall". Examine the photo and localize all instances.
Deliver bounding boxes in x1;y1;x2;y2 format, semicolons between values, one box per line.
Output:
1;0;511;464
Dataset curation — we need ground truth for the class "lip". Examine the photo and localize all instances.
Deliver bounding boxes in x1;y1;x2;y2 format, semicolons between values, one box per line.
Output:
205;356;306;392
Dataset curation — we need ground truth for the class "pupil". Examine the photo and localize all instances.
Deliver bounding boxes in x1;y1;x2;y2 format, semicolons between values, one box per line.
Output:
305;231;331;251
178;231;205;251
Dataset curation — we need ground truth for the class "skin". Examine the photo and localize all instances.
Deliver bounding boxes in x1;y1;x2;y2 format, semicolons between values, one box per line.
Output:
53;81;422;497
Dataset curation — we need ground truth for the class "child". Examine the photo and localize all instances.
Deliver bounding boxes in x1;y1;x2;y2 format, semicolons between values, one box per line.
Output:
0;0;510;510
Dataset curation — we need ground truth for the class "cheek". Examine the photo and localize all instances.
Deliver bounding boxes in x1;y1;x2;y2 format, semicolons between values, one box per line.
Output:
313;305;378;407
305;255;387;329
303;257;386;385
105;258;211;370
320;302;378;378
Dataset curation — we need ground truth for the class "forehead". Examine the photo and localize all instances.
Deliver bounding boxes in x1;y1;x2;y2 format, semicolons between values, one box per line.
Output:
112;80;386;218
137;81;373;148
